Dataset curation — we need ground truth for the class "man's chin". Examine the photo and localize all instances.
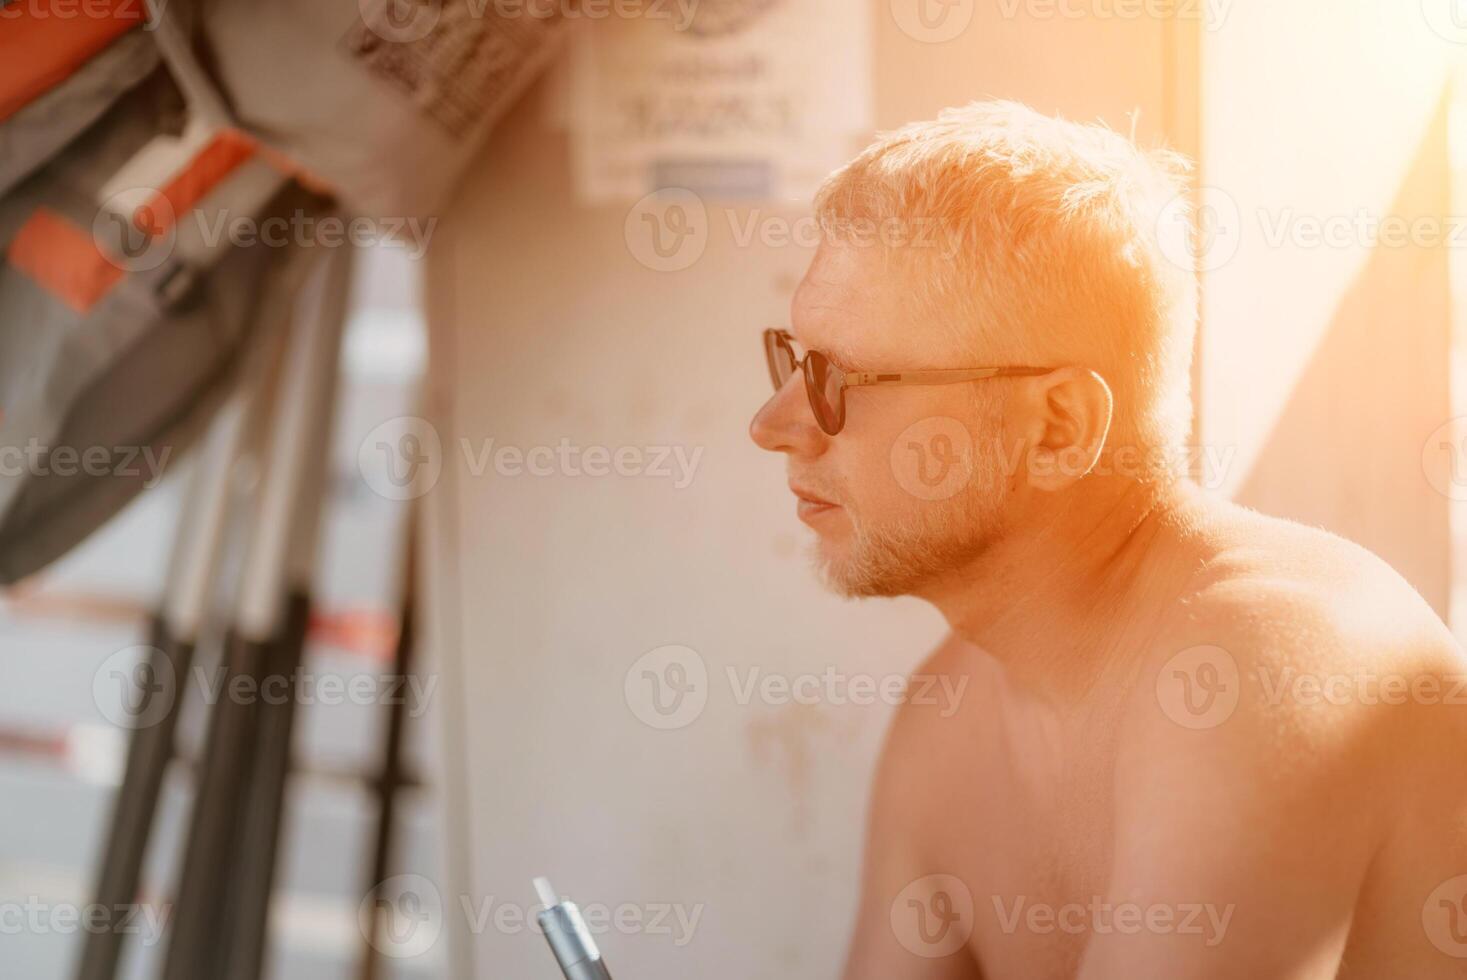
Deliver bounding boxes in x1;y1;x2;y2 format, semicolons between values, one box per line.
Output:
808;512;997;599
808;539;924;599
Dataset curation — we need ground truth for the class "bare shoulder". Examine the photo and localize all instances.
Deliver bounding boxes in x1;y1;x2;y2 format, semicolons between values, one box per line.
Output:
860;632;995;846
1093;503;1467;974
878;631;991;780
1123;501;1467;834
1179;502;1456;658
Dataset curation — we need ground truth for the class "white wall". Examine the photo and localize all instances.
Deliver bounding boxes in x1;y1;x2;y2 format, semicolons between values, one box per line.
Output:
1198;1;1454;611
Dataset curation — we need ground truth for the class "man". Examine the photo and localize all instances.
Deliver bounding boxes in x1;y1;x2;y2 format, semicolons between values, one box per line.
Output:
749;100;1467;978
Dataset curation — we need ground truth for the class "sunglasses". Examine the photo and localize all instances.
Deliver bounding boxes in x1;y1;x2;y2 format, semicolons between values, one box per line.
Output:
762;328;1053;436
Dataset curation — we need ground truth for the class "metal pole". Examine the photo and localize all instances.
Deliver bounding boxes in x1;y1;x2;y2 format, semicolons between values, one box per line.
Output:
359;511;418;980
73;326;274;980
221;241;354;980
162;241;348;980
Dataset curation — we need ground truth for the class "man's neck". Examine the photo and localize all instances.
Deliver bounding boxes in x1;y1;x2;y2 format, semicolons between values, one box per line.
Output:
921;476;1203;708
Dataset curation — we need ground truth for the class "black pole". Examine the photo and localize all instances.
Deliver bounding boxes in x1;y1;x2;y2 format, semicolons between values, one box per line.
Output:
219;589;313;980
359;520;417;980
159;626;270;980
74;615;194;980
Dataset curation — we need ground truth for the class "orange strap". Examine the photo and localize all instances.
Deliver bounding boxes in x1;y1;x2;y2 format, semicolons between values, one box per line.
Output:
6;131;258;313
6;209;124;314
0;0;147;124
136;129;257;235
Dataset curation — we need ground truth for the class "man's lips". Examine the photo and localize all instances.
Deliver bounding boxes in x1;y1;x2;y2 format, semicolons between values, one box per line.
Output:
789;483;841;523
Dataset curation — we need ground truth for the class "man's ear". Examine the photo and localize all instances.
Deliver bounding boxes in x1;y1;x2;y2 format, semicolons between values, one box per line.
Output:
1018;367;1113;491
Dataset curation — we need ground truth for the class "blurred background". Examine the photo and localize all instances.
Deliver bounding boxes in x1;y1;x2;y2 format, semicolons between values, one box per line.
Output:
2;0;1466;977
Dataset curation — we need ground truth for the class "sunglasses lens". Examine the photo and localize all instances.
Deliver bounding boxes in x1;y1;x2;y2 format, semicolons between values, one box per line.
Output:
803;350;845;435
763;330;797;392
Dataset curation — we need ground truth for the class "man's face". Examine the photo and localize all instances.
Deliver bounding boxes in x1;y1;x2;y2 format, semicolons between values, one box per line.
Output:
749;242;1017;598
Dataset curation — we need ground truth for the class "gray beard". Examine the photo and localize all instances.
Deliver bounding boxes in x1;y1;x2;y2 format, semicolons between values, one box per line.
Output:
814;479;1007;599
814;391;1013;599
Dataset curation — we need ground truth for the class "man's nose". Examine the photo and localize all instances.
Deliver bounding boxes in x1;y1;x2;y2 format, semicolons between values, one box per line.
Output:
749;374;826;456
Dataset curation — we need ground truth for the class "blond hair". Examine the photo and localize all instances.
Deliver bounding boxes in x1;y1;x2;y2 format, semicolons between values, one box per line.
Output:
814;99;1198;452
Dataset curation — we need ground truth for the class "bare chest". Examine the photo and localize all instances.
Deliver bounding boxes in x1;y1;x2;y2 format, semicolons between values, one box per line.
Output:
926;714;1122;980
